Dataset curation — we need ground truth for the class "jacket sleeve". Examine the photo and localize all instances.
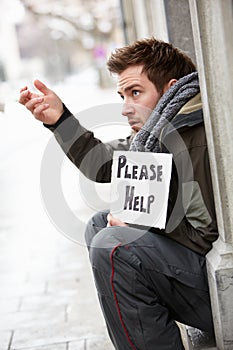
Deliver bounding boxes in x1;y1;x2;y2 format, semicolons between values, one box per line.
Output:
44;105;131;183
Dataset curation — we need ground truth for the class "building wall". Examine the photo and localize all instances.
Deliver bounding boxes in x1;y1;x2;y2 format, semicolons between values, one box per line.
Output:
120;0;195;63
164;0;196;63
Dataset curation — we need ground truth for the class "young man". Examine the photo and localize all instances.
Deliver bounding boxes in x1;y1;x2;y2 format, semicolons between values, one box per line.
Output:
19;37;218;349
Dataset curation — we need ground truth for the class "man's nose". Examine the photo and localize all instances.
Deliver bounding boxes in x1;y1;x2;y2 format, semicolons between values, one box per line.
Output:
122;102;135;116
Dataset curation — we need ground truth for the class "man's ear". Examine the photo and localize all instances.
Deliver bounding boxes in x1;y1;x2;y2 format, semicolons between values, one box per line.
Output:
163;79;177;93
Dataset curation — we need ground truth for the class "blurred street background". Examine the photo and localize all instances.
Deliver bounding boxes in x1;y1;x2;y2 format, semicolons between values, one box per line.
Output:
0;0;128;349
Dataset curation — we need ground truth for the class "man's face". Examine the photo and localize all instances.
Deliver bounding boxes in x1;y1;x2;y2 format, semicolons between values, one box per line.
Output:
117;65;162;132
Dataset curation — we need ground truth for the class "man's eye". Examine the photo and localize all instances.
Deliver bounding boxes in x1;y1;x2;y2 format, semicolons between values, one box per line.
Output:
132;90;140;96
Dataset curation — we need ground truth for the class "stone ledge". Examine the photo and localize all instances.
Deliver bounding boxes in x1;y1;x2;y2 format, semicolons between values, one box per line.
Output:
178;324;217;350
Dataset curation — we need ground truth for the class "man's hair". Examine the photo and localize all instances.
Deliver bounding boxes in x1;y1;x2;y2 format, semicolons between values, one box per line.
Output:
107;37;196;92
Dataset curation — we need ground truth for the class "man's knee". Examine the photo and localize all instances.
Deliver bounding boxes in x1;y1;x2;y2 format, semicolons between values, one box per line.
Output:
89;225;137;270
85;210;109;247
89;225;144;271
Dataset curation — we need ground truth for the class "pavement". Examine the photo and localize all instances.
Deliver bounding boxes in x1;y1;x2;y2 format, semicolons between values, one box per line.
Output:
0;79;125;350
0;219;114;350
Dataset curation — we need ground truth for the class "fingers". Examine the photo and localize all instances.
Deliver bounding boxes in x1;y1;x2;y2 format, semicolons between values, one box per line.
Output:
18;89;30;105
20;86;28;93
107;213;128;227
33;103;50;121
19;79;51;106
107;213;112;227
19;87;41;105
19;80;62;124
25;96;44;111
23;96;49;121
34;79;51;95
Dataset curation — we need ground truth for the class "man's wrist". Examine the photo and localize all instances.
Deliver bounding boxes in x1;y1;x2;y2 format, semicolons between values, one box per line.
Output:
43;104;72;131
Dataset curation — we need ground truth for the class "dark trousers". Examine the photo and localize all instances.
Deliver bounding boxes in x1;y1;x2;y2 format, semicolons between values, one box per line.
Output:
85;210;214;350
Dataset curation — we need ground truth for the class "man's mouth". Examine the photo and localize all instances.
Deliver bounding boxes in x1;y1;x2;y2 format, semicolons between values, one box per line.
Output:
128;120;140;132
128;119;137;127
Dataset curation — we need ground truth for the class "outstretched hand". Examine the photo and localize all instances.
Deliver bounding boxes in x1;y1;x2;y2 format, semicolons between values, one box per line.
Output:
19;80;64;125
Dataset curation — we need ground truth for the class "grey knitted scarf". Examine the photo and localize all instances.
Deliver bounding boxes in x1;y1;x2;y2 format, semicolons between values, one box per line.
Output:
129;72;200;153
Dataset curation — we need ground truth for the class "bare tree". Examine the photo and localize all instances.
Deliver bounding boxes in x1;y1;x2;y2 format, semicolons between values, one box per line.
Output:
18;0;123;84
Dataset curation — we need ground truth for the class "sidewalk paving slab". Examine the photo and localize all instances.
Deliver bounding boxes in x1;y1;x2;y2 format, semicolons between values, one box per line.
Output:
12;343;67;350
0;330;13;350
10;322;110;349
85;336;115;350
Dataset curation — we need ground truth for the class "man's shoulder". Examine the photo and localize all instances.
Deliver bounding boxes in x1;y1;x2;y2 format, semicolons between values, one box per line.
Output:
173;108;204;131
162;108;204;139
106;134;133;151
160;108;206;155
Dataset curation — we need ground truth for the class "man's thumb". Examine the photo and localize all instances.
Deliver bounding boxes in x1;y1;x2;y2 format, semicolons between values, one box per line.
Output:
34;79;51;95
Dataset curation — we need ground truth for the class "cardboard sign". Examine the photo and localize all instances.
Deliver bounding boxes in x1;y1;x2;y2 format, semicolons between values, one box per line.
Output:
110;151;172;229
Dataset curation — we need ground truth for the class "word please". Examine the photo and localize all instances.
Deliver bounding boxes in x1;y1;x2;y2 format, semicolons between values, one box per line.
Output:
117;155;163;181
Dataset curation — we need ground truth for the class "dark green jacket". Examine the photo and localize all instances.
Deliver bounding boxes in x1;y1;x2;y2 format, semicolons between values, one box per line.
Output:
45;93;218;255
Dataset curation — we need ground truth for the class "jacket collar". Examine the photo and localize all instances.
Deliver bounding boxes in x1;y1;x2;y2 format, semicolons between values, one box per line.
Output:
159;93;204;145
178;92;202;115
171;93;203;130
